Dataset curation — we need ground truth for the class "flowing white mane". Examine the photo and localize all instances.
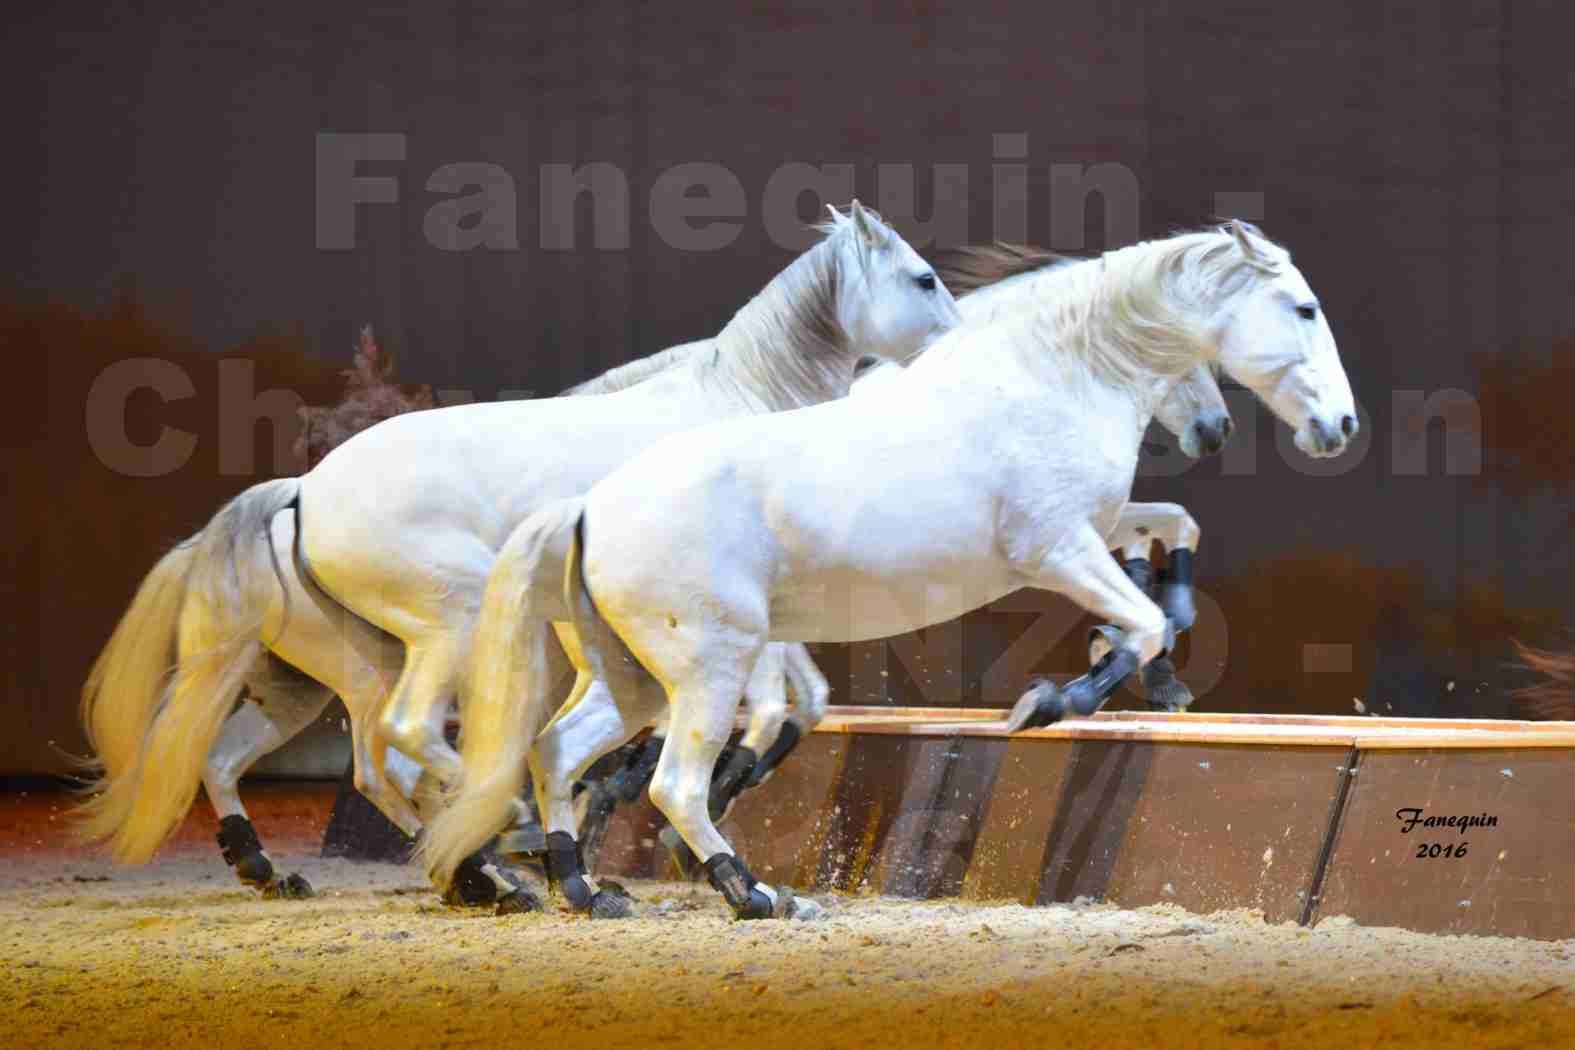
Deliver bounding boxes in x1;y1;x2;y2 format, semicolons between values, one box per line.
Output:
1002;223;1286;389
693;211;884;412
569;208;905;412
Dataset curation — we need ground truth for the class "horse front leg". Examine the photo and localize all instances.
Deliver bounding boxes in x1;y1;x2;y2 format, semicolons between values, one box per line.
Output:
1093;502;1202;712
1007;523;1175;731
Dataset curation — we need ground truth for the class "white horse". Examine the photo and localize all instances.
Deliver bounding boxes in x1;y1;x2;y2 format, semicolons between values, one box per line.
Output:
74;201;960;907
446;222;1356;920
935;243;1233;709
73;340;710;900
584;244;1238;872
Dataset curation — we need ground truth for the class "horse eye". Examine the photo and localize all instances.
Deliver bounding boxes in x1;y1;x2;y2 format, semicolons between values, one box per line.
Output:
1296;303;1318;320
916;273;937;291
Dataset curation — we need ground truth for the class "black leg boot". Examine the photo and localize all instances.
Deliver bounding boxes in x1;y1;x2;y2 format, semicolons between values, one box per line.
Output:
1156;548;1196;631
217;815;312;899
442;844;543;914
744;721;803;789
544;831;632;918
1006;647;1142;732
703;853;775;920
578;735;665;872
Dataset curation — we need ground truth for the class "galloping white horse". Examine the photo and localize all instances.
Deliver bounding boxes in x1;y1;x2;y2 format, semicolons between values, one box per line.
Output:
584;244;1239;871
73;201;961;907
938;243;1234;710
73;340;711;900
442;222;1356;920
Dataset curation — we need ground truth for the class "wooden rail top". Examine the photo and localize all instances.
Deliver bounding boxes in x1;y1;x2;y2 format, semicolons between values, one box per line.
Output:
812;706;1575;750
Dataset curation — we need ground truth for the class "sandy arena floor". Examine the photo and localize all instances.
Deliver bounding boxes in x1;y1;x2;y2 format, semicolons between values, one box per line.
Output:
2;836;1572;1050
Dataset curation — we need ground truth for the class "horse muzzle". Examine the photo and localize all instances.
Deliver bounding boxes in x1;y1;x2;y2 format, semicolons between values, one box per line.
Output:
1186;415;1234;458
1296;413;1358;458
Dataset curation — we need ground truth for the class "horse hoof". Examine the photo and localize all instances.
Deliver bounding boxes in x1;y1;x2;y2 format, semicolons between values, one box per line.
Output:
1144;670;1194;713
280;873;314;899
597;879;633;899
495;889;544;916
260;873;314;900
733;887;777;921
787;897;825;921
771;886;824;922
1006;680;1062;732
589;889;634;920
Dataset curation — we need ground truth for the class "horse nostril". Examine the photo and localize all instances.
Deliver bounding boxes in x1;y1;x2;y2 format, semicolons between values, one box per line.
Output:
1194;420;1225;456
1340;414;1357;438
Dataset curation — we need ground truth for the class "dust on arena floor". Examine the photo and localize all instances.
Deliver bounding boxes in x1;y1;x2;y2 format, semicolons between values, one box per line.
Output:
2;783;1571;1050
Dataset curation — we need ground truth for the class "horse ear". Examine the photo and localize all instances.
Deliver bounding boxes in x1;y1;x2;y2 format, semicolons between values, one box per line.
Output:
1226;219;1260;260
825;203;850;228
849;199;886;248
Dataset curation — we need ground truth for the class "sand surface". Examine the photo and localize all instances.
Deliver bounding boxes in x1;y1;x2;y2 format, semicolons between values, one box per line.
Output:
2;847;1571;1050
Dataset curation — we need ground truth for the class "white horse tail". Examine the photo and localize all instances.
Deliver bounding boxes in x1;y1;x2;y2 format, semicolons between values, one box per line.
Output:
422;496;585;887
75;477;301;863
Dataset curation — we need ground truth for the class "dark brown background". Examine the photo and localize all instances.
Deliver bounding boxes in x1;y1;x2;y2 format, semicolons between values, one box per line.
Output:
4;1;1573;772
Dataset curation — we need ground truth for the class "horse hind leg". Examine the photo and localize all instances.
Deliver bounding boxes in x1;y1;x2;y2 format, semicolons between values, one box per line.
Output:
528;673;666;918
710;642;788;821
378;639;467;785
374;638;539;907
654;643;799;875
662;645;829;867
205;657;333;898
752;642;826;785
650;659;823;923
263;503;429;847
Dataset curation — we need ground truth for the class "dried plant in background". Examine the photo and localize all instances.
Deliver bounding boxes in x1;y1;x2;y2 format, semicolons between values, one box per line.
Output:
294;325;436;467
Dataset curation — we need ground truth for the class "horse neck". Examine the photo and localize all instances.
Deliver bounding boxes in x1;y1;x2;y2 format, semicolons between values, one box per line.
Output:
561;341;710;396
704;242;857;412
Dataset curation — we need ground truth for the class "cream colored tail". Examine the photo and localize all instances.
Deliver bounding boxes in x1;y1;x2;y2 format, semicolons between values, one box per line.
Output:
421;497;584;887
75;477;301;863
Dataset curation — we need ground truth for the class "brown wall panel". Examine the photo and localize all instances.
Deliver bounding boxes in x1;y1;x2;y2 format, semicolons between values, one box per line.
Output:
961;738;1078;904
578;715;1575;938
1051;743;1346;923
590;795;667;881
908;737;1010;899
1314;748;1575;939
809;735;952;895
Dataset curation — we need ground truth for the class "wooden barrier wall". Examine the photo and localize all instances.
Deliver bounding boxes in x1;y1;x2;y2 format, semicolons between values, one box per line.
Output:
592;708;1575;940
